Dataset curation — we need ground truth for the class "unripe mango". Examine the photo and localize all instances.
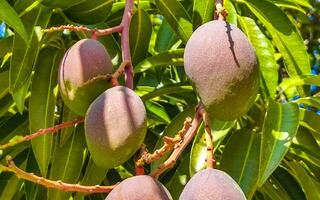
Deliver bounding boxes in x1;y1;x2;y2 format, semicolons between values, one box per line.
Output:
84;86;147;169
179;169;246;200
58;39;113;116
105;175;172;200
184;20;259;120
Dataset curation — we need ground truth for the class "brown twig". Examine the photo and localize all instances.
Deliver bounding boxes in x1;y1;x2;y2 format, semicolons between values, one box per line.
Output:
0;118;84;150
215;0;228;21
136;118;193;166
150;106;203;178
203;112;215;169
2;156;114;193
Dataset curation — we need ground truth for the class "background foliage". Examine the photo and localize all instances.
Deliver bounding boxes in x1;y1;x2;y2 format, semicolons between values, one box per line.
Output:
0;0;320;199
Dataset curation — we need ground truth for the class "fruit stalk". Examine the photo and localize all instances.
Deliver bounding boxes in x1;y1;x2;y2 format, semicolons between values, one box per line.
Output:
215;0;227;21
151;106;203;178
203;112;215;169
120;0;134;89
1;156;114;193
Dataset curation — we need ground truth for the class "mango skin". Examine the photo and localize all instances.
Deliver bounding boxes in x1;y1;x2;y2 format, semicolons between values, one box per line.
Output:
184;20;259;121
84;86;147;169
179;169;246;200
58;39;113;116
105;175;172;200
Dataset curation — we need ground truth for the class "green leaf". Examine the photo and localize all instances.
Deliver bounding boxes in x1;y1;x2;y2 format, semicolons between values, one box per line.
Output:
165;152;190;200
74;158;108;200
134;49;184;73
140;84;193;102
192;0;214;30
299;109;320;133
0;70;9;99
278;75;320;92
151;106;195;171
41;0;84;9
12;74;31;114
146;100;171;124
48;125;86;200
293;97;320;109
287;161;320;200
243;0;310;77
154;20;179;53
225;0;237;25
0;0;28;43
238;16;278;100
129;9;152;66
220;129;261;199
258;100;299;186
0;36;14;59
29;48;63;176
59;106;80;147
64;0;113;25
267;0;307;14
190;119;235;176
9;5;52;93
155;0;193;44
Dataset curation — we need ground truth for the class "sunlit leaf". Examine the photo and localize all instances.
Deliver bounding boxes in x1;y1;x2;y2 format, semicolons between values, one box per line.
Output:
29;48;63;176
0;0;28;43
130;9;152;65
134;49;184;73
259;100;299;186
155;0;193;44
220;129;261;199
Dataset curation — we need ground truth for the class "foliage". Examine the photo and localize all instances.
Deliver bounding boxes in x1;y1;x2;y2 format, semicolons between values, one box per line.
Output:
0;0;320;199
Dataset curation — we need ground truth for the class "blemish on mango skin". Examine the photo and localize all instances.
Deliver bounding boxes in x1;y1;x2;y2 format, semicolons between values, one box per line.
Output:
58;39;113;116
184;20;259;121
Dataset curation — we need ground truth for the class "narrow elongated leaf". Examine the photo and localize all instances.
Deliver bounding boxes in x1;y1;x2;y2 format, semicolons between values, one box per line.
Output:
12;74;31;113
48;125;86;200
155;0;193;44
267;0;306;14
130;9;152;65
299;109;320;133
258;100;299;186
238;16;278;99
41;0;83;9
151;106;195;171
154;20;179;53
65;0;113;24
0;70;9;99
165;152;190;200
59;106;80;147
278;75;320;92
0;36;13;59
192;0;214;29
9;6;52;93
141;84;193;102
243;0;310;77
29;48;63;176
225;0;237;25
134;49;184;73
145;100;171;124
220;129;261;199
0;0;28;43
293;97;320;109
287;161;320;200
74;158;108;200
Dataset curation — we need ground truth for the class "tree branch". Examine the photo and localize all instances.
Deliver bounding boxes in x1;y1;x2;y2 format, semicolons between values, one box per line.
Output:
203;112;215;169
1;156;114;193
136;117;192;166
150;106;203;178
0;119;84;150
